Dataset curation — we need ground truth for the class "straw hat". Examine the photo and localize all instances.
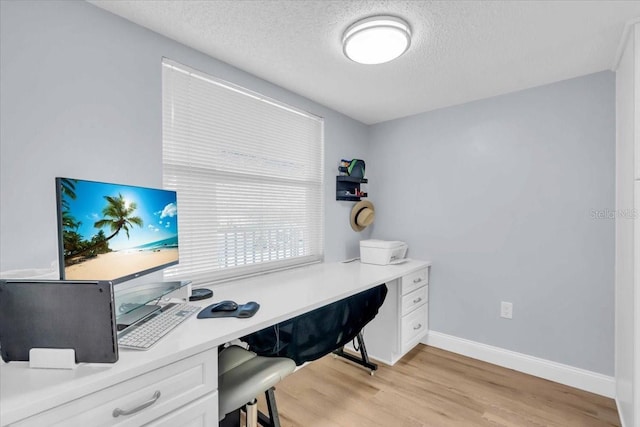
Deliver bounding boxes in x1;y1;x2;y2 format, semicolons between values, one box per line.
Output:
350;200;375;232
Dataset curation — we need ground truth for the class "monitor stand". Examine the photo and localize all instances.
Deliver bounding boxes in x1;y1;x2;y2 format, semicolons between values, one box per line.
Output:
114;280;191;330
116;304;161;331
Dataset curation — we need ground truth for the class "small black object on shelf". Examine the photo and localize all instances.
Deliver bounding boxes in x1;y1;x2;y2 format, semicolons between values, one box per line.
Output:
347;159;366;178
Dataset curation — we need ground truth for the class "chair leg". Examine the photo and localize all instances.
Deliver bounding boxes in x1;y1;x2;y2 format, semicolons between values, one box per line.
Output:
246;399;258;427
257;387;281;427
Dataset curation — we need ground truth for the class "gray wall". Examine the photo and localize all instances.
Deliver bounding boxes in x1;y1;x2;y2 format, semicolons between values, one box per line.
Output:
368;72;615;375
0;0;369;276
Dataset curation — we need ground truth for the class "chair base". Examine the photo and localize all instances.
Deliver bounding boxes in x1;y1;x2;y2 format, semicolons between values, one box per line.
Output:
219;387;282;427
257;388;281;427
333;331;378;374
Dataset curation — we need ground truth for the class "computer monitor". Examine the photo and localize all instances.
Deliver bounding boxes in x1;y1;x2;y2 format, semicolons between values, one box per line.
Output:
55;177;179;284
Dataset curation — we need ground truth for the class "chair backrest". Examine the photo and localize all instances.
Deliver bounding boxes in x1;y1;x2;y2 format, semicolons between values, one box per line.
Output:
243;284;387;365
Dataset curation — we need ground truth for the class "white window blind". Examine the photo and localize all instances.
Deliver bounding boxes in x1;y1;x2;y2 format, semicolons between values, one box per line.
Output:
162;59;324;286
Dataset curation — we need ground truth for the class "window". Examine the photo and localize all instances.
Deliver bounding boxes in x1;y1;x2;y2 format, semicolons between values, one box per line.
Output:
162;59;324;285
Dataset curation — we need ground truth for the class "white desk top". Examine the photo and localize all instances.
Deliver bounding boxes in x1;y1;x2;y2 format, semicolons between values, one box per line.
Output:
0;259;430;425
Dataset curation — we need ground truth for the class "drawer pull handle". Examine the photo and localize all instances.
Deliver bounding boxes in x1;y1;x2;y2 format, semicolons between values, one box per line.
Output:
113;390;161;418
413;278;422;284
413;323;422;330
413;297;422;304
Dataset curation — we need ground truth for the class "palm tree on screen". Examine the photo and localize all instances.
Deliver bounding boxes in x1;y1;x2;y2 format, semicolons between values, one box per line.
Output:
94;194;143;241
64;193;143;260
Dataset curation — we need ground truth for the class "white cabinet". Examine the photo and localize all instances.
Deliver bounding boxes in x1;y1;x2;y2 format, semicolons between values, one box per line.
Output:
615;22;640;427
359;267;429;365
12;348;218;427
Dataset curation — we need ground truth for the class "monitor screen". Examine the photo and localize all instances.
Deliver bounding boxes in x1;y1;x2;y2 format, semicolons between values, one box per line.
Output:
56;177;179;284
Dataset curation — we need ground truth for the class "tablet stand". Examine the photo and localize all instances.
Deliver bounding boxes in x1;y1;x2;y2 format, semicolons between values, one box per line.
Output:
29;348;77;370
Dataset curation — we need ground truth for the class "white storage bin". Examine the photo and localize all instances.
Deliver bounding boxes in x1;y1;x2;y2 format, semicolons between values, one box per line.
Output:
360;240;408;265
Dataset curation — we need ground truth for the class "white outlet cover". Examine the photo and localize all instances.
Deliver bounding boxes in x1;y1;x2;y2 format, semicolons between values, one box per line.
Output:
500;301;513;319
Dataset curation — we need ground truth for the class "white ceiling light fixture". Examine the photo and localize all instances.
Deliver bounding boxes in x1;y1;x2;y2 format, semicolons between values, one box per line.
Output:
342;15;412;65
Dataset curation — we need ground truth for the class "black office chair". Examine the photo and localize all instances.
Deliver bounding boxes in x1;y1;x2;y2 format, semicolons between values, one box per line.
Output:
242;284;387;372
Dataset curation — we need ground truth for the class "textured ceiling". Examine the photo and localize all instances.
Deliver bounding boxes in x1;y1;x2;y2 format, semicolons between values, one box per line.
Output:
88;1;640;124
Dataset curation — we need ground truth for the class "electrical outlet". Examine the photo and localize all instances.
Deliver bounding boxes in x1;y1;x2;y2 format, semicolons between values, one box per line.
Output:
500;301;513;319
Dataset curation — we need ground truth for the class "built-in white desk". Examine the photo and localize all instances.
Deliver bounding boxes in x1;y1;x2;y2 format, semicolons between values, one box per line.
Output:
0;259;430;426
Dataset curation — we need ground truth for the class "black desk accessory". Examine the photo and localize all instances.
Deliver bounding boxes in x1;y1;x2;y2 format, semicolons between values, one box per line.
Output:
0;279;119;365
189;288;213;301
197;301;260;319
210;300;238;312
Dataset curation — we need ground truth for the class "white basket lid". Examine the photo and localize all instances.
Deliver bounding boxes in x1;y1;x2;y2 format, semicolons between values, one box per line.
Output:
359;239;406;249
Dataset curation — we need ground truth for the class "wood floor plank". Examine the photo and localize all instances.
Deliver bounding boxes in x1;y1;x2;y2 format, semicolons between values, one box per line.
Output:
260;344;620;427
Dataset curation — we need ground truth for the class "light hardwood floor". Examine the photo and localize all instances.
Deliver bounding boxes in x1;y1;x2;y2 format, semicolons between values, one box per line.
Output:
262;344;620;427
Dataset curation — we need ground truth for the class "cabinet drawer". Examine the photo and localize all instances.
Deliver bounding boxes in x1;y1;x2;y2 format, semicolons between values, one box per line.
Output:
401;285;427;315
401;268;428;295
15;348;218;427
401;304;428;354
144;391;218;427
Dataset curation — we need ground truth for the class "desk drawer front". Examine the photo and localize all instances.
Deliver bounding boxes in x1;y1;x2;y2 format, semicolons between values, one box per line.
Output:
15;348;217;427
145;391;218;427
401;285;428;315
401;304;428;353
401;268;428;295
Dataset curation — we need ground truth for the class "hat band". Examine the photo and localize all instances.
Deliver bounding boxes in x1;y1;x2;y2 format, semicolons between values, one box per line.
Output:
356;207;374;226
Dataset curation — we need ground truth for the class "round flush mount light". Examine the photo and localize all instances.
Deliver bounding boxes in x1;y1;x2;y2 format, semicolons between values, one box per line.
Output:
342;15;412;65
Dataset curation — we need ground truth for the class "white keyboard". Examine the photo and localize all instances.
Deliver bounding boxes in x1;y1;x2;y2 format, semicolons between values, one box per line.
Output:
117;303;199;350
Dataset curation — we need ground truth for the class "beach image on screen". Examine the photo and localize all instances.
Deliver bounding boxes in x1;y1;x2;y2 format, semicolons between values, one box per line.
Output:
58;178;178;281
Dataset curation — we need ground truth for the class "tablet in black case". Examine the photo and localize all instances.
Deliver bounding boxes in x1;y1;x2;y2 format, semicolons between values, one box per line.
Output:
0;279;119;363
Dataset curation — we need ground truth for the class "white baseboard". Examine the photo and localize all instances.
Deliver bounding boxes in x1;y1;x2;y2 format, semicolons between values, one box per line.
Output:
424;331;615;398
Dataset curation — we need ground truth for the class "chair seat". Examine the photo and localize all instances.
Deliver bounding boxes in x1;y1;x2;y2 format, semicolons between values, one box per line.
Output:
219;345;260;375
218;346;296;420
